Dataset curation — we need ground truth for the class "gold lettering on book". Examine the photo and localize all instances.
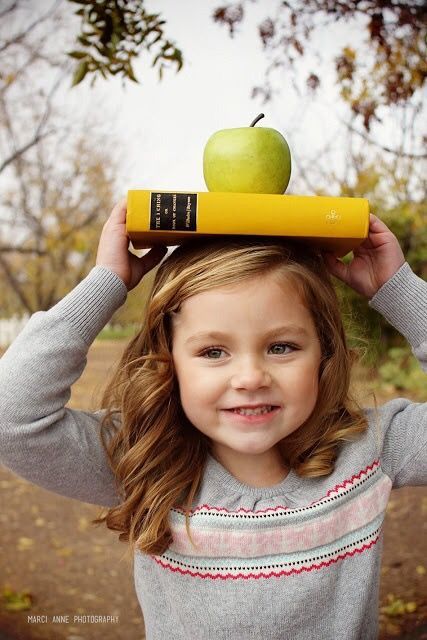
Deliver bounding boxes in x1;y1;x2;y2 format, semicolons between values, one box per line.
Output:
155;193;161;229
172;194;177;229
326;210;341;224
185;196;192;227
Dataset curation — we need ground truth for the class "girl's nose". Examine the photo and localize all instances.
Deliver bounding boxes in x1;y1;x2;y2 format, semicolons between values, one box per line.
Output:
230;361;272;390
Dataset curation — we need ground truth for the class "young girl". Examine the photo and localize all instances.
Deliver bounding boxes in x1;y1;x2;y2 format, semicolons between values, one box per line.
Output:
0;200;425;640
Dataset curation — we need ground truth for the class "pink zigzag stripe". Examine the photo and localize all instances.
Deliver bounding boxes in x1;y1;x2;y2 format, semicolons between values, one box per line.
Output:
152;534;381;580
173;459;380;517
324;459;380;499
173;504;291;516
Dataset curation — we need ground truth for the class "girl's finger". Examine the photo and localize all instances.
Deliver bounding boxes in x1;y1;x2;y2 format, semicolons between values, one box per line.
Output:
369;213;389;233
108;199;127;224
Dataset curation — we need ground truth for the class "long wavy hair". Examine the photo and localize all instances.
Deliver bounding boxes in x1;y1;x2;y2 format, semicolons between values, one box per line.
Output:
93;236;368;556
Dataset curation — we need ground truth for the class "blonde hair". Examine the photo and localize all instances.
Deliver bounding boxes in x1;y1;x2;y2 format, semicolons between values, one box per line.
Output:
93;236;368;555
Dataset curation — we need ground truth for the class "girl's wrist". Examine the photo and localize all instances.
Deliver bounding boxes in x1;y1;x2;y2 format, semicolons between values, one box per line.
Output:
369;262;427;347
95;261;129;288
373;258;406;297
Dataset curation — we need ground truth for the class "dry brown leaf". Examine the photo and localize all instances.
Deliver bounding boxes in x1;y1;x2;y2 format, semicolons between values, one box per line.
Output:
384;621;402;636
17;537;34;551
381;594;418;617
2;585;33;611
50;537;63;549
56;547;73;557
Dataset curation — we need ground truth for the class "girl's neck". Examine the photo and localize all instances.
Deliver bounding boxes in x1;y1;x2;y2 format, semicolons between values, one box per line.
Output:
212;447;289;488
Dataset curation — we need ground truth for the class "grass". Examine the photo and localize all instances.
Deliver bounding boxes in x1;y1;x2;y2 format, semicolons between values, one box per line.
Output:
97;324;138;340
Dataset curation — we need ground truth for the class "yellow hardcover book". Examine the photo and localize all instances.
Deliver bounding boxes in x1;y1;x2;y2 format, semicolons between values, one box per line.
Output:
126;190;370;256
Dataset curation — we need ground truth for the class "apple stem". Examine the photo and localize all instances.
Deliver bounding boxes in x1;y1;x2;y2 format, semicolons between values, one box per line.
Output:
250;113;265;127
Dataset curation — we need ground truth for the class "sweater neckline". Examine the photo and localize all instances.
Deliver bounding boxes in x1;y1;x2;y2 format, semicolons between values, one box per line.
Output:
205;453;302;498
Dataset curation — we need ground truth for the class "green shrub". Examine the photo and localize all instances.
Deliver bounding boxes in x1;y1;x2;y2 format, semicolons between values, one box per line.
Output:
97;324;138;340
376;346;427;397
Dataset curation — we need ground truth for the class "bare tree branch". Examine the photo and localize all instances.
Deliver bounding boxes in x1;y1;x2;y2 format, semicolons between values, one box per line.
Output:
0;92;45;233
0;251;33;313
0;128;57;174
0;0;61;55
0;68;63;174
0;1;18;21
0;246;47;254
58;207;102;243
341;120;427;159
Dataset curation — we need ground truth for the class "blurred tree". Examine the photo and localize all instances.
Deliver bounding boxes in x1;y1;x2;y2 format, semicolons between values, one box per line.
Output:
0;1;67;172
0;130;117;312
299;143;426;381
213;1;427;136
0;1;120;314
0;1;160;319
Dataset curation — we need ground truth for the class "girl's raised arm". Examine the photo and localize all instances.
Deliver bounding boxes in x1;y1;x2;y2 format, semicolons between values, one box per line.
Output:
0;201;167;506
326;215;426;487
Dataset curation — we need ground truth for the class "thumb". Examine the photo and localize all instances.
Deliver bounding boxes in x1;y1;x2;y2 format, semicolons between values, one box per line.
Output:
323;252;349;284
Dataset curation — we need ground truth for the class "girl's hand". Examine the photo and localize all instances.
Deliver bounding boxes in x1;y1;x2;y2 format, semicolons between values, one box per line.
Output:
96;199;168;291
323;214;405;299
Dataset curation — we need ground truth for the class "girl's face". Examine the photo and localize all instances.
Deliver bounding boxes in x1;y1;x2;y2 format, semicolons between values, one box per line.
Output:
171;271;322;486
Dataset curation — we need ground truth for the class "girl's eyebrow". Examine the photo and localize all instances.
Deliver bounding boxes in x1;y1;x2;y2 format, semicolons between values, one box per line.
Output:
185;325;309;345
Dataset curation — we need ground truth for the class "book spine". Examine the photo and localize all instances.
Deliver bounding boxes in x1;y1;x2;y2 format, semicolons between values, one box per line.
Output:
126;190;370;253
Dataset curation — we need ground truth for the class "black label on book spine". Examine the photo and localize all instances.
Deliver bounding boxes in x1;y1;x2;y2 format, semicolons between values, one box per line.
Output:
150;192;197;232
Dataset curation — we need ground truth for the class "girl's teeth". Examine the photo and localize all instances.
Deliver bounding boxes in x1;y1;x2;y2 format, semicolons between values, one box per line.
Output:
232;406;274;415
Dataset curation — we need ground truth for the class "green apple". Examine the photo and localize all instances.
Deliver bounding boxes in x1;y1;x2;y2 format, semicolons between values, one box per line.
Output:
203;113;291;194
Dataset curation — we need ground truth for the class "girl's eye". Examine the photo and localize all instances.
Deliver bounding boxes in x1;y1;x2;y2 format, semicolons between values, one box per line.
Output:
269;342;296;355
200;347;225;359
199;343;297;359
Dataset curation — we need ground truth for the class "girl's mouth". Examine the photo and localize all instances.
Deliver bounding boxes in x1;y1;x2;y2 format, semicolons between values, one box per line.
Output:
222;406;281;424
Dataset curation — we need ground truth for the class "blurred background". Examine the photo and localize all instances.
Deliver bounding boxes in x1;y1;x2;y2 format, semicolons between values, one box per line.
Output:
0;1;426;639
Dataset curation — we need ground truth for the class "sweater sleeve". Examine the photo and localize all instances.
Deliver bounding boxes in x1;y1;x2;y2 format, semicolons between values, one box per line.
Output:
0;266;128;507
367;262;427;488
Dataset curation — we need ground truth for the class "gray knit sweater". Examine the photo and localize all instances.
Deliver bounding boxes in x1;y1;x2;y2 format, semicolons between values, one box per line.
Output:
0;262;426;640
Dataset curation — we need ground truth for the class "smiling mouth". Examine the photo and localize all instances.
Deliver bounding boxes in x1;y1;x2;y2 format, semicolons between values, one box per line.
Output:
225;405;280;416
